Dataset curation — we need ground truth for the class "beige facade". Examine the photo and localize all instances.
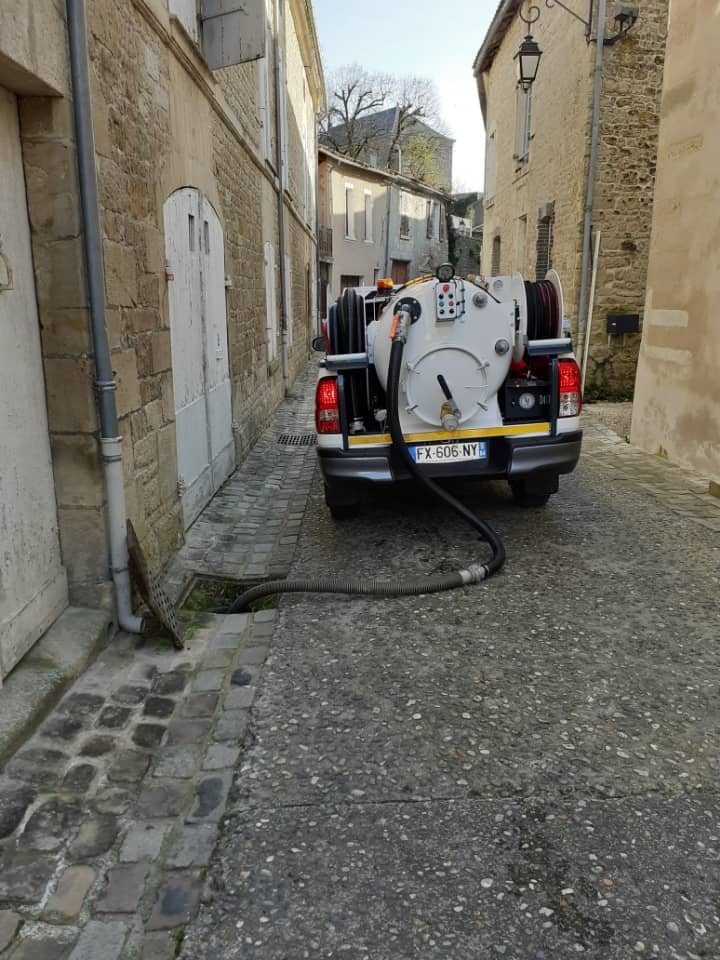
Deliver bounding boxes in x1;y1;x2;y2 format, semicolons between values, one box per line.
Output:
318;147;449;308
631;0;720;483
0;0;323;666
474;0;668;398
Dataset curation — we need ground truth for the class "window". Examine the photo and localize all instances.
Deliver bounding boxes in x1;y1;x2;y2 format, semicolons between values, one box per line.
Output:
340;275;362;290
485;130;497;204
344;184;354;239
491;235;502;275
535;202;555;280
399;191;411;239
363;191;373;242
439;206;446;242
515;86;532;167
426;200;434;239
264;241;278;363
516;215;527;272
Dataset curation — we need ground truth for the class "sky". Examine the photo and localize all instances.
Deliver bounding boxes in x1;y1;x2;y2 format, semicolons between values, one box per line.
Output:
313;0;500;192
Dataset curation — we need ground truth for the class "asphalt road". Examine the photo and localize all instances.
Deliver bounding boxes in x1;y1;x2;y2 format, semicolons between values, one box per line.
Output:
182;431;720;960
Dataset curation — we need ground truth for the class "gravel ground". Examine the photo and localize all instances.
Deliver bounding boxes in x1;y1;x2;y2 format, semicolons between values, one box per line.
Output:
182;421;720;960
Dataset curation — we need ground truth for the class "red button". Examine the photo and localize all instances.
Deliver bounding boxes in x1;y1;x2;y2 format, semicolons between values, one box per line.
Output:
443;284;450;292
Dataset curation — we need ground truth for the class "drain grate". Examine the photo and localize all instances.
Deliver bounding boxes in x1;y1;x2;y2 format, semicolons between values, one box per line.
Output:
181;576;280;613
278;432;315;447
127;520;184;649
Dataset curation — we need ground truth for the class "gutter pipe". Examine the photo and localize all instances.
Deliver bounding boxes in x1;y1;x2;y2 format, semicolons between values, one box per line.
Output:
273;0;290;394
384;183;392;276
66;0;143;634
576;0;606;374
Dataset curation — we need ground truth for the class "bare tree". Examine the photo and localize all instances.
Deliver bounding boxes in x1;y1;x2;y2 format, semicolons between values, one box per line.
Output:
384;75;444;170
320;67;448;183
319;64;391;159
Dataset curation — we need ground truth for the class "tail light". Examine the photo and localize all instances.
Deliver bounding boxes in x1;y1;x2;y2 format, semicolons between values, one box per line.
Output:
316;377;340;434
558;359;582;417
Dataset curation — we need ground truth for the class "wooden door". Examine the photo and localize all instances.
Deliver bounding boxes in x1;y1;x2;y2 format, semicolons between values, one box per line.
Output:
164;189;234;529
0;87;67;682
391;260;409;284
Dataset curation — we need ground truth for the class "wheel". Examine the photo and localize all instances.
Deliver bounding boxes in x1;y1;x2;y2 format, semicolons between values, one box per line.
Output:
328;503;357;521
512;488;551;508
510;473;558;508
324;483;359;520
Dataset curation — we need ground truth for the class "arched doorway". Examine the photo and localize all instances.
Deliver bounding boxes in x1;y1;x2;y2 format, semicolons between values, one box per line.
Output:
164;188;234;528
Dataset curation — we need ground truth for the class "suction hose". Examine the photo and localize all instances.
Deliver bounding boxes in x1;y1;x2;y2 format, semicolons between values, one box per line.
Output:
227;309;505;613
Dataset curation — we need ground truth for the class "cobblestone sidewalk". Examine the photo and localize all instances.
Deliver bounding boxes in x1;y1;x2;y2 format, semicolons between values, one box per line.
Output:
163;365;317;602
0;367;319;960
583;410;720;533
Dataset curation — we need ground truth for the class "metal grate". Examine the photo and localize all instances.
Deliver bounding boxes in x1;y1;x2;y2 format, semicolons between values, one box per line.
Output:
127;520;184;649
277;432;316;447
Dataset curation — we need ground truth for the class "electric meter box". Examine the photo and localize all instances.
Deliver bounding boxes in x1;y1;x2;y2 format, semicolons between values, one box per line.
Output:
606;313;640;335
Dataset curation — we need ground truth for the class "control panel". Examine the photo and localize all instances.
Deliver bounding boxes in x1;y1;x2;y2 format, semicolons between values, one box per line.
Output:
435;280;459;321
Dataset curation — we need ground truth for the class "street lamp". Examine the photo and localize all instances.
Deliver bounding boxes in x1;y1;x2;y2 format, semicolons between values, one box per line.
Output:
513;0;641;88
515;33;542;90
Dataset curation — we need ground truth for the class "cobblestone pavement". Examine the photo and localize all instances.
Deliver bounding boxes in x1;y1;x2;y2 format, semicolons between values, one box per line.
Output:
163;365;317;604
0;371;319;960
180;409;720;960
2;379;719;959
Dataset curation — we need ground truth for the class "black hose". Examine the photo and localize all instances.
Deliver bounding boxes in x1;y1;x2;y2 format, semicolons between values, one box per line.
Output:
386;335;506;579
227;313;505;613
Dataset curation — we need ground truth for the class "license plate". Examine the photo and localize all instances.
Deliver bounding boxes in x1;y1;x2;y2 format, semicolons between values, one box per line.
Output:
410;440;488;463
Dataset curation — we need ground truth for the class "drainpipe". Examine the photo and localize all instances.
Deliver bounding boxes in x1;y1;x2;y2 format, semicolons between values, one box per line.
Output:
576;0;606;371
384;183;392;276
273;0;290;394
66;0;143;633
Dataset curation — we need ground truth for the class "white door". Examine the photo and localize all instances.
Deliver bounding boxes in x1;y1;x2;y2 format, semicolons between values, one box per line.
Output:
164;189;234;528
0;87;68;682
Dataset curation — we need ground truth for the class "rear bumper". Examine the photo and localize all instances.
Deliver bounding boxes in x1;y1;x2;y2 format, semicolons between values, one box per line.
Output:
319;431;582;485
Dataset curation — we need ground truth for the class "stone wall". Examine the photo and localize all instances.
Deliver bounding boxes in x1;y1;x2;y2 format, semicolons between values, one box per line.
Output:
8;0;320;609
631;0;720;482
387;185;449;279
479;0;668;398
586;0;668;397
480;7;593;339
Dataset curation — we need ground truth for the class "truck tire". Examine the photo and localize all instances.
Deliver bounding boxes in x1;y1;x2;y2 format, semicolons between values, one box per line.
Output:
324;483;359;520
510;473;558;508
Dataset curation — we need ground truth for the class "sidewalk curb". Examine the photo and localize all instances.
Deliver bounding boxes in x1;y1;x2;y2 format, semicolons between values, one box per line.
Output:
0;606;110;766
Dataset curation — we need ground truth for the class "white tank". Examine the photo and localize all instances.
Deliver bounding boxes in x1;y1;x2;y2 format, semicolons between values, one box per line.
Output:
368;275;525;433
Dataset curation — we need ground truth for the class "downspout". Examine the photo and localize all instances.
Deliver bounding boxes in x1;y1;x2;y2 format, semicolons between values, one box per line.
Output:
576;0;606;370
273;0;290;394
66;0;143;633
384;183;392;276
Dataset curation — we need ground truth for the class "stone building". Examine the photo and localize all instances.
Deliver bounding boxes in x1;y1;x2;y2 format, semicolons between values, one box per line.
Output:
321;106;454;192
448;192;484;278
317;145;449;313
0;0;323;679
473;0;668;398
631;0;719;484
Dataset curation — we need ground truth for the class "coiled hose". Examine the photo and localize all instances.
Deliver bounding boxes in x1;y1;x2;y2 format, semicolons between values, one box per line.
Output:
227;312;505;613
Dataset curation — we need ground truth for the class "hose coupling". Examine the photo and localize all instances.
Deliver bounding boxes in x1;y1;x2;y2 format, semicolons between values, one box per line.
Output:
459;564;488;585
391;307;412;344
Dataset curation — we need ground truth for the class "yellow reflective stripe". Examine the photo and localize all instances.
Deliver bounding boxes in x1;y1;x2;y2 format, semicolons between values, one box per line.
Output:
347;423;551;446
